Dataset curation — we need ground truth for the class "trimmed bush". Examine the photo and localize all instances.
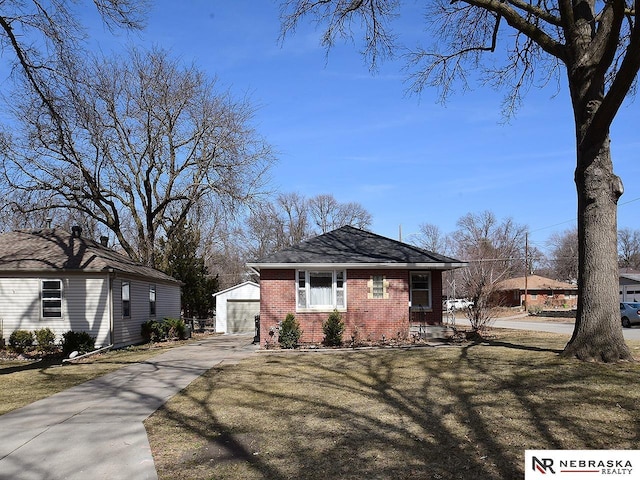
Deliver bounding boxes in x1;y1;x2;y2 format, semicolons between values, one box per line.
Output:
164;317;186;340
141;319;165;342
9;330;34;353
279;313;302;349
141;318;187;342
34;328;57;353
323;309;345;347
61;330;96;356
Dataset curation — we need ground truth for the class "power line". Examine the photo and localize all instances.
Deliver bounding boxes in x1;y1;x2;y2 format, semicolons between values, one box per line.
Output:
528;195;640;235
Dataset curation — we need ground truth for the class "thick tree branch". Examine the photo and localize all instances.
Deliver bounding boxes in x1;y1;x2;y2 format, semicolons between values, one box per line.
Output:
587;0;640;145
465;0;567;60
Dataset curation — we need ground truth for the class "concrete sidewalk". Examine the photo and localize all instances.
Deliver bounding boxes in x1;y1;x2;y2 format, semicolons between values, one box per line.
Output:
0;334;257;480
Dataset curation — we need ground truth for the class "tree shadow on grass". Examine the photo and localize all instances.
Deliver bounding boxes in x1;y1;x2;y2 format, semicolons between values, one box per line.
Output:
0;357;63;375
472;338;564;354
146;340;640;480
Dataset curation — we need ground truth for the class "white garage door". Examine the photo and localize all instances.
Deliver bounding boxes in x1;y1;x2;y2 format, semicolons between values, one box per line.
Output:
227;300;260;333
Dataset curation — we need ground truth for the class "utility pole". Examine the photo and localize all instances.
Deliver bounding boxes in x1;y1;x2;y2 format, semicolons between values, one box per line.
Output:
524;232;529;310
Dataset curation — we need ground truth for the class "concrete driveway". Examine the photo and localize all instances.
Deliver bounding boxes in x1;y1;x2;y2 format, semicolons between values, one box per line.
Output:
0;334;257;480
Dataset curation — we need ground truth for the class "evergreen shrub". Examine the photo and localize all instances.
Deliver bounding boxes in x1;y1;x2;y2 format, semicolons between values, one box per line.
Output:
279;313;302;349
9;330;34;353
61;331;96;356
323;309;345;347
34;328;57;352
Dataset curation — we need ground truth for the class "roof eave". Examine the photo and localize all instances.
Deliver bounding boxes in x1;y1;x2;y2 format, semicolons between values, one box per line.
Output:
246;262;469;271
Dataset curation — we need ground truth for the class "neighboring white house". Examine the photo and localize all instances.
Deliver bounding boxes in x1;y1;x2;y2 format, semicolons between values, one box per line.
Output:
620;272;640;302
213;281;260;334
0;228;181;348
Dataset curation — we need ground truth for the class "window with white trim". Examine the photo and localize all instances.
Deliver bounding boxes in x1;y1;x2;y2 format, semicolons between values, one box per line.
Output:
410;272;431;310
297;270;346;310
42;280;62;318
149;285;156;316
122;281;131;318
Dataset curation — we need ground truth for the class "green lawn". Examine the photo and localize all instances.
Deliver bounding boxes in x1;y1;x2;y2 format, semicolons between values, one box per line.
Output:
145;330;640;480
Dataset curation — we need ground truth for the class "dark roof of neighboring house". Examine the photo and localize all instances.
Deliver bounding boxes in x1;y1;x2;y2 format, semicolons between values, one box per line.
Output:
247;225;466;270
620;273;640;283
494;274;577;291
0;229;178;283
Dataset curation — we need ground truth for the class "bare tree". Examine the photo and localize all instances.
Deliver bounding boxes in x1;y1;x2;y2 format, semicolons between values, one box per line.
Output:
244;193;312;261
1;48;274;267
200;207;255;290
0;1;147;129
308;193;372;233
278;192;312;244
546;228;579;282
618;227;640;270
245;192;373;260
280;0;640;360
453;211;527;330
411;222;452;254
0;1;146;234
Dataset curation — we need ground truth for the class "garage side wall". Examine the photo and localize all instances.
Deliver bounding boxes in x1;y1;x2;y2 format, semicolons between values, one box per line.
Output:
214;282;260;333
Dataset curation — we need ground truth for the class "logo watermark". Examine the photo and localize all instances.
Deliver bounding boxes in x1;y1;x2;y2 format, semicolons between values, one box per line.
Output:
525;450;640;479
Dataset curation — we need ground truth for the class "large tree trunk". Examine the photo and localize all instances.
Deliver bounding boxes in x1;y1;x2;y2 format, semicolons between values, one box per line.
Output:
562;135;633;361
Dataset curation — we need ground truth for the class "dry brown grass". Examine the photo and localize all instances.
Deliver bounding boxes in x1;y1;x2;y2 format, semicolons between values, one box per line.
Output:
145;330;640;480
0;340;197;415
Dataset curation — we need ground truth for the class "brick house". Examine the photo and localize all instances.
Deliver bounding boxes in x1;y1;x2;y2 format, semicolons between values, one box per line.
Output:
247;226;466;346
491;274;578;308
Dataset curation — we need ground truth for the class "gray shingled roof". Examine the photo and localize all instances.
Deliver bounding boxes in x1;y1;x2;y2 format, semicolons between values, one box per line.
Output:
247;225;466;269
0;229;178;283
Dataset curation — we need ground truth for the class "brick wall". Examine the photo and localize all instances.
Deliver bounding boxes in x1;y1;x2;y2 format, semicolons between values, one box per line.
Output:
259;269;296;346
259;268;444;347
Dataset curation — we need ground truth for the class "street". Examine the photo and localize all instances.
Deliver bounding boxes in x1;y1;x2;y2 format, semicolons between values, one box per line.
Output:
455;316;640;341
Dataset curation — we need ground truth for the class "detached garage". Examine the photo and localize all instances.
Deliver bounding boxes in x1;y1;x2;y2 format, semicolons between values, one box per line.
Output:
213;281;260;334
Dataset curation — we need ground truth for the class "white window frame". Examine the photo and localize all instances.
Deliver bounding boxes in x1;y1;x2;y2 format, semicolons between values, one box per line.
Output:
296;270;346;311
149;285;156;316
122;281;131;318
41;279;63;319
410;271;432;311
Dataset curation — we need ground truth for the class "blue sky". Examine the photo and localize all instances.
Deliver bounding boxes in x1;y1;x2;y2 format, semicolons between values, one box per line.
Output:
83;0;640;253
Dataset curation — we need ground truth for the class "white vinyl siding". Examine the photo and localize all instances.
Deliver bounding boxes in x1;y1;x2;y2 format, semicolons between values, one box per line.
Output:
0;274;178;349
157;282;181;318
0;278;41;323
113;278;181;347
0;275;111;348
64;277;111;347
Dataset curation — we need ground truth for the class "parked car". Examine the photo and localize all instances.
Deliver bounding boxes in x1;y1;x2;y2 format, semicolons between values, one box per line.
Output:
620;302;640;328
443;298;474;310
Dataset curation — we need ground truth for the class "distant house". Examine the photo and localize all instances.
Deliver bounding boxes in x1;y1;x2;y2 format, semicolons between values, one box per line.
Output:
620;272;640;302
0;228;181;348
247;226;467;346
213;281;260;334
491;274;578;308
